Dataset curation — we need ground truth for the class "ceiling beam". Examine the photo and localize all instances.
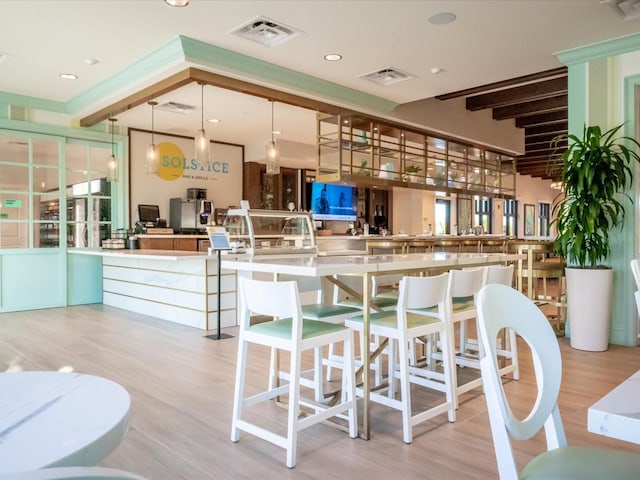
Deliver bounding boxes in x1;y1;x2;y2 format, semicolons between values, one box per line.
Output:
525;122;568;137
435;67;567;101
493;95;567;120
515;109;567;128
466;77;567;111
80;67;348;127
525;132;566;145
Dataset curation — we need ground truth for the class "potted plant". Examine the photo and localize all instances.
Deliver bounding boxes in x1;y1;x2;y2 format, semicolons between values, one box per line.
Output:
405;165;422;182
358;159;371;176
551;124;640;351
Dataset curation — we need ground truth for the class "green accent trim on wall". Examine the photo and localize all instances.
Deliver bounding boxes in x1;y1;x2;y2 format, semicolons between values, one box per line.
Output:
556;31;640;66
566;63;586;135
0;117;110;142
0;92;66;113
179;36;398;114
67;252;103;305
67;36;186;114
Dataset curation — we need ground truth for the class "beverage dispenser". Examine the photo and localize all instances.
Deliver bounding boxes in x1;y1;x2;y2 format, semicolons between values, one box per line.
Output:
169;190;214;233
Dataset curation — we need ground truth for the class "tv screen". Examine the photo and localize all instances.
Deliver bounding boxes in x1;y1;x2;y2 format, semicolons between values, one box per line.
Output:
310;182;357;221
138;204;160;223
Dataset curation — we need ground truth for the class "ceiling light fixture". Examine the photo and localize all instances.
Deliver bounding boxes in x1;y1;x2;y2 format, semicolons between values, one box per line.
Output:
107;118;118;182
59;73;78;80
194;83;210;169
84;58;99;66
324;53;342;61
428;12;457;25
430;67;443;74
207;118;220;124
164;0;189;6
146;101;159;174
265;100;280;175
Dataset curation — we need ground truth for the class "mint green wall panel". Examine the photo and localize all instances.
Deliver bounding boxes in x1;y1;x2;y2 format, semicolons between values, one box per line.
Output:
67;253;102;305
0;252;66;311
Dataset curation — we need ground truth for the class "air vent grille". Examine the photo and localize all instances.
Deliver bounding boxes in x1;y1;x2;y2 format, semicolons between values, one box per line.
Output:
156;101;195;115
231;16;301;47
360;67;413;86
606;0;640;20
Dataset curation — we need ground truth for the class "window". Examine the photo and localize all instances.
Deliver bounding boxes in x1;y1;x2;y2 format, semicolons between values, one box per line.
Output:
503;199;517;236
538;202;550;237
0;132;114;249
435;199;450;235
474;196;492;233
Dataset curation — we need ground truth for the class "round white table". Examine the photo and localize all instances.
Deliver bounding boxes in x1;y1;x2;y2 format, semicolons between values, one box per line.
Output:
0;371;131;475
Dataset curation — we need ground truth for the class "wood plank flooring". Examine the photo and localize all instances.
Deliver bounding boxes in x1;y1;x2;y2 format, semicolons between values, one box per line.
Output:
1;304;639;479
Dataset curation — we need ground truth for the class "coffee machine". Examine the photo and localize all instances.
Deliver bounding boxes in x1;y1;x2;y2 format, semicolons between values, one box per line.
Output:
169;189;214;233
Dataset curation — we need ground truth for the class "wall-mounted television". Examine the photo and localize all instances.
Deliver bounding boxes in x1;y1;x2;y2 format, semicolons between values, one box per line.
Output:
310;182;357;221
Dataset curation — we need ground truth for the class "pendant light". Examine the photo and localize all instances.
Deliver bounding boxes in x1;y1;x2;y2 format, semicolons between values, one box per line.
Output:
146;101;159;174
107;118;118;182
194;83;210;169
266;100;280;175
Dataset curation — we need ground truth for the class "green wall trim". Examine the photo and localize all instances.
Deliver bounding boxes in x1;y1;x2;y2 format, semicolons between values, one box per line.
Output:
0;92;66;113
0;117;110;142
179;36;398;114
66;36;186;114
557;31;640;66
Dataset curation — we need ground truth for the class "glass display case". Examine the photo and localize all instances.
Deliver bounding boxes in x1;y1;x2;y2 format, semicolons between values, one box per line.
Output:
223;209;317;255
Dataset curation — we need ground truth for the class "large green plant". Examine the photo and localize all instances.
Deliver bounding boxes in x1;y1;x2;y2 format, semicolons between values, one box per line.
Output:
551;124;640;268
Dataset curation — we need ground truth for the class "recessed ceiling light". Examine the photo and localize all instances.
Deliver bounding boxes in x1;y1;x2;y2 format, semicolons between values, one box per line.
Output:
207;118;220;123
324;53;342;61
0;53;8;64
430;67;443;74
84;58;99;66
272;130;282;135
164;0;189;6
59;73;78;80
428;12;456;25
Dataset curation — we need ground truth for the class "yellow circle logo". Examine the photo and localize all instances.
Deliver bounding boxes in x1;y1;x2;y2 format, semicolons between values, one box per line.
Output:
157;142;189;181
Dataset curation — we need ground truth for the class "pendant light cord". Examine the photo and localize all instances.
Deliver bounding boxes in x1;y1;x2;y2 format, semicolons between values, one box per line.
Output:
271;100;275;143
201;83;205;131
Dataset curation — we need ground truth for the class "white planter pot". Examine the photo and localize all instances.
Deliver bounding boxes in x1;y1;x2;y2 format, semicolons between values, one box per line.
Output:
565;267;613;351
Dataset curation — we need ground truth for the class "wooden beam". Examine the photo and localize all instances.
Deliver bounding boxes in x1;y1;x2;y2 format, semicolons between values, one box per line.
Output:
466;77;567;111
80;67;348;128
493;95;567;120
515;109;567;128
435;67;567;101
525;122;568;136
525;132;566;145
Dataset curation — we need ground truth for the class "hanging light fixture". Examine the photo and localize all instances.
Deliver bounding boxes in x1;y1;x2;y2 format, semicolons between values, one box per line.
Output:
107;118;118;182
146;101;159;174
194;83;210;169
265;100;280;175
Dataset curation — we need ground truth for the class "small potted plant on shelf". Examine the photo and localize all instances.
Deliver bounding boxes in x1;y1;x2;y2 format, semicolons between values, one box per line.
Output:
551;123;640;351
405;165;422;182
358;159;371;176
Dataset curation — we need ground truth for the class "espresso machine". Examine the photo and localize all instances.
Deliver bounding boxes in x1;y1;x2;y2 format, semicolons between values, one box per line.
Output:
169;189;214;233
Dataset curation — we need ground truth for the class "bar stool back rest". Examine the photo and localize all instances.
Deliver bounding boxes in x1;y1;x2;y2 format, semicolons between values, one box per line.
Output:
477;284;640;480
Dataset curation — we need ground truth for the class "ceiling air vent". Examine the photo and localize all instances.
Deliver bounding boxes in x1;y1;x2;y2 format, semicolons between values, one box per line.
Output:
156;101;195;115
605;0;640;20
360;67;413;87
231;16;301;47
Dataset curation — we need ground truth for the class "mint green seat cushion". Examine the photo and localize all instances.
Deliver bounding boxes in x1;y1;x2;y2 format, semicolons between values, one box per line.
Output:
521;446;640;480
248;318;348;340
348;309;440;330
338;296;397;310
452;295;475;314
301;304;360;321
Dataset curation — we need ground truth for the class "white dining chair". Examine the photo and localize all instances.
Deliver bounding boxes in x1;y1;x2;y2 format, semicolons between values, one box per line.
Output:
231;277;357;468
0;468;147;480
345;273;456;443
276;274;361;401
630;259;640;318
477;284;640;480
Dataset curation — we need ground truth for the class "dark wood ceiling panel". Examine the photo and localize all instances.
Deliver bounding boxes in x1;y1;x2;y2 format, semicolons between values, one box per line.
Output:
436;67;569;180
466;77;567;111
515;109;567;128
493;95;567;120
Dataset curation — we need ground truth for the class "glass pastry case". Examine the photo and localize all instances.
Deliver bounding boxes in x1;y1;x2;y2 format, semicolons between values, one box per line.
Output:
223;209;317;255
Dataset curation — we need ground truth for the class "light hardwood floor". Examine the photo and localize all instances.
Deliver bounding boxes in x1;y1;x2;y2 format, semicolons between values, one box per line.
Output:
1;304;639;479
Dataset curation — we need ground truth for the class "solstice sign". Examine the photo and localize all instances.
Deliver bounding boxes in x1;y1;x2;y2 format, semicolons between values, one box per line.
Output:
130;129;243;222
